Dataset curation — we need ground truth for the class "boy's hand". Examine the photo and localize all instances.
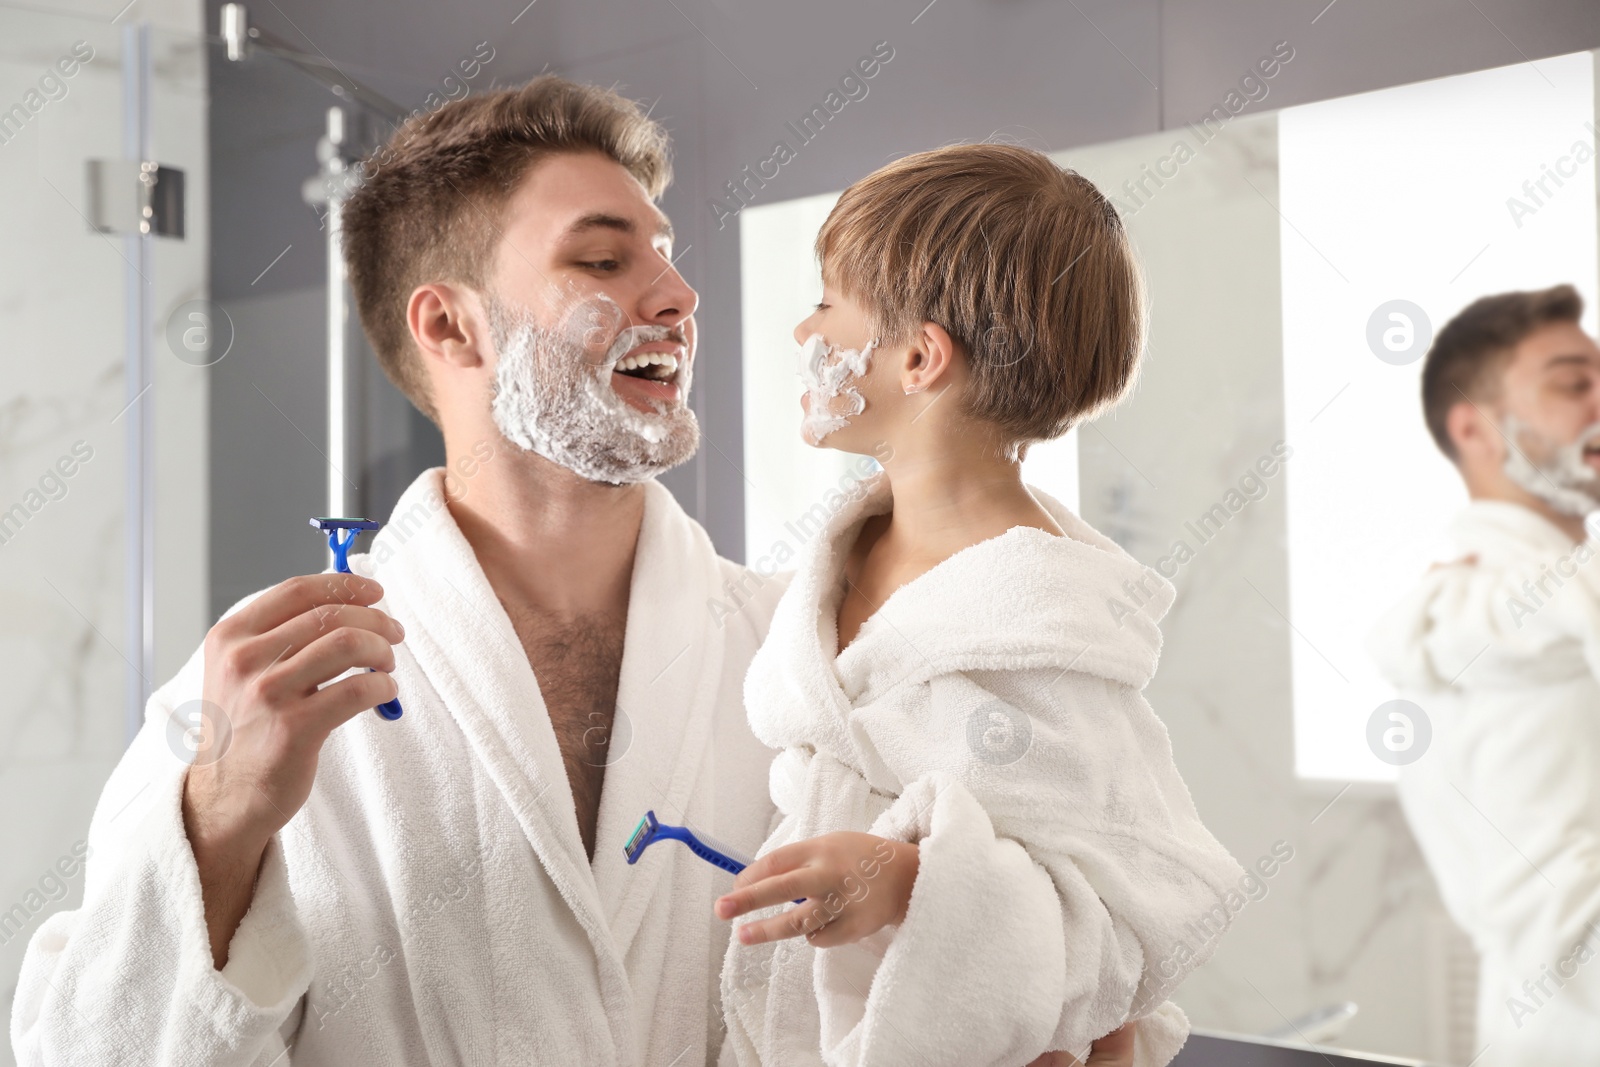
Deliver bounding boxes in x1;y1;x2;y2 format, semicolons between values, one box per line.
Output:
714;831;919;949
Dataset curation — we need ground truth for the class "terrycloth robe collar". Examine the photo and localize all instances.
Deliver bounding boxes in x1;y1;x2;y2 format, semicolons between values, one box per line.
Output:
1367;499;1600;693
359;467;730;1059
747;470;1173;762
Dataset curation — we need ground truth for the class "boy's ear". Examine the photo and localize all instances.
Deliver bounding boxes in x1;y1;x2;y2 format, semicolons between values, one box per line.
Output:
902;321;958;394
409;282;488;371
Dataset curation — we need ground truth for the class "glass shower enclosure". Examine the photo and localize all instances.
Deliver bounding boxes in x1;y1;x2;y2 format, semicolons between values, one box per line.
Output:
0;5;441;1051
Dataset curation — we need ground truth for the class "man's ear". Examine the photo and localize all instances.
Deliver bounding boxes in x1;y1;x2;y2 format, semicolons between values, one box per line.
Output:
408;283;487;371
901;322;959;395
1447;397;1503;465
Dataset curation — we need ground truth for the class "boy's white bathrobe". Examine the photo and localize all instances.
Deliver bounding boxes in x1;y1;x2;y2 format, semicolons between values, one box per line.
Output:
720;474;1245;1067
11;467;787;1067
1368;500;1600;1067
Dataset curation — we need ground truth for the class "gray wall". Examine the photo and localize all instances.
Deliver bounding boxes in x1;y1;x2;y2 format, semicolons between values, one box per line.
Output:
206;41;449;617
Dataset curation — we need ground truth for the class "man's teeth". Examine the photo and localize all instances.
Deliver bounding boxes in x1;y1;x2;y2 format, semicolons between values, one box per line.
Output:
614;352;679;379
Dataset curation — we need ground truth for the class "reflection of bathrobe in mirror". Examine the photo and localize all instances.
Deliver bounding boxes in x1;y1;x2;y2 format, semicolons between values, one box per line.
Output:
1369;501;1600;1067
11;467;788;1066
720;474;1245;1067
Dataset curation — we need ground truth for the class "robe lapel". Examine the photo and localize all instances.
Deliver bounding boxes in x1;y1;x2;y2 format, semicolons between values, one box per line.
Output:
369;470;634;1054
591;479;729;959
766;475;884;753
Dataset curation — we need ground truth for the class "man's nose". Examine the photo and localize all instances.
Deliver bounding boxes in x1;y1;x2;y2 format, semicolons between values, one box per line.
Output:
641;259;698;326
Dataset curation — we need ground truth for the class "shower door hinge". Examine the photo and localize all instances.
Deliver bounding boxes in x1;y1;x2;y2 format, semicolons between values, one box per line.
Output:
85;159;186;238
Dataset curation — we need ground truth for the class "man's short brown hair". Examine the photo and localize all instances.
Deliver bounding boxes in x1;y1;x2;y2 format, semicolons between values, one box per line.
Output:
1420;284;1584;462
341;75;671;425
815;143;1146;444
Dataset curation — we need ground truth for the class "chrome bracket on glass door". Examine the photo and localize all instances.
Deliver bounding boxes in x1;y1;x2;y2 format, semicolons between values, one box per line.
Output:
84;159;186;239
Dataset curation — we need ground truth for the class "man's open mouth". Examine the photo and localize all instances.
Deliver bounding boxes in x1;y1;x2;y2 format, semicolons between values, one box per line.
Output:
608;343;687;410
613;351;680;382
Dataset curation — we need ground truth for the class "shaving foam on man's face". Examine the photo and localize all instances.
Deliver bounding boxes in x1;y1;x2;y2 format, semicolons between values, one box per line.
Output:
488;288;699;484
1501;412;1600;516
797;332;878;446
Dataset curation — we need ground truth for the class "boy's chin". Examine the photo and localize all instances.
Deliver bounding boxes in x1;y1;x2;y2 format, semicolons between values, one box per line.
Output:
799;416;848;449
800;424;878;455
800;399;866;450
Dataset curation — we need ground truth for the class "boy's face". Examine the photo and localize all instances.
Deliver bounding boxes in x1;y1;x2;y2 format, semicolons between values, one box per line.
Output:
791;280;897;451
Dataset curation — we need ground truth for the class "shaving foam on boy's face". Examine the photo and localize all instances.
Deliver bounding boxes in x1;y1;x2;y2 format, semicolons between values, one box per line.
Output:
798;332;878;446
488;284;699;484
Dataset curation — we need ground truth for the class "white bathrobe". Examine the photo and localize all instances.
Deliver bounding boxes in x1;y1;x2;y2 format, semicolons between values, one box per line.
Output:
11;467;788;1067
720;474;1245;1067
1368;500;1600;1066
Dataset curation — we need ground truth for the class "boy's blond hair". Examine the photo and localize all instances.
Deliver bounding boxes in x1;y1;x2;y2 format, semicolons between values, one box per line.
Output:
816;143;1145;443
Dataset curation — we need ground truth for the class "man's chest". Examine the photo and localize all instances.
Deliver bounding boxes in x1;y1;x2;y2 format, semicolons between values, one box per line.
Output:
504;607;627;860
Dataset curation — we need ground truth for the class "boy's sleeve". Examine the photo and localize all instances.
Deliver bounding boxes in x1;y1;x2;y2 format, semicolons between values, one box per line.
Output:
10;633;314;1067
812;667;1243;1067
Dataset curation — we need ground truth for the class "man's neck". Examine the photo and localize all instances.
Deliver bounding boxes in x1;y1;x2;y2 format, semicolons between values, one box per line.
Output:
445;442;645;617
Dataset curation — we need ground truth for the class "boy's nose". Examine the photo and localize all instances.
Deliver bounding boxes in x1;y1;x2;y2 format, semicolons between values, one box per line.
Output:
792;316;818;348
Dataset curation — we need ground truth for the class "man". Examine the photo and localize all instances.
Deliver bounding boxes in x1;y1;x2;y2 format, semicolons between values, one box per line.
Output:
10;77;1132;1066
1369;284;1600;1065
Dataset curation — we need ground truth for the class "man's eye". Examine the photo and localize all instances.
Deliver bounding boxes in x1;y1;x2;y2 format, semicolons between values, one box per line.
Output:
582;260;620;272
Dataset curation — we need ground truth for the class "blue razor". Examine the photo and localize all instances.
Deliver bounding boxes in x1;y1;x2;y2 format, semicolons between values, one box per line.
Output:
310;517;403;721
624;810;804;902
625;810;750;874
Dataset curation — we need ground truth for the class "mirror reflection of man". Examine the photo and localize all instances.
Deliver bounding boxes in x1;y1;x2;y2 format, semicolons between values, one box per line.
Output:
1370;285;1600;1065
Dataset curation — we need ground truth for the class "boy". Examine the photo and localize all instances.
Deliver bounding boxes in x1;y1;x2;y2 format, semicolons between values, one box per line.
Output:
716;144;1243;1067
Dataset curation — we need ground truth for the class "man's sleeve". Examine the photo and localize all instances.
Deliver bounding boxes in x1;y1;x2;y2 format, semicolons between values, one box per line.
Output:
10;636;313;1066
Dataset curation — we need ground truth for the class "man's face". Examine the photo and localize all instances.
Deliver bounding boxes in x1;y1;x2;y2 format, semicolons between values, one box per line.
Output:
1497;320;1600;514
485;150;699;484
